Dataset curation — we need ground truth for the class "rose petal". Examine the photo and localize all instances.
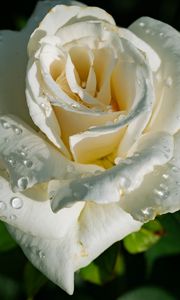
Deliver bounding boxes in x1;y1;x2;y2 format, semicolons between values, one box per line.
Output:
6;201;141;294
51;131;173;211
28;4;115;57
129;17;180;134
70;63;153;162
54;107;120;147
26;59;70;156
74;202;141;269
0;0;80;126
121;130;180;222
0;166;83;296
0;115;103;192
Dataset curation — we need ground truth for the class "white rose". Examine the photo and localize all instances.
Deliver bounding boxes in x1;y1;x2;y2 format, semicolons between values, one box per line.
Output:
0;0;180;295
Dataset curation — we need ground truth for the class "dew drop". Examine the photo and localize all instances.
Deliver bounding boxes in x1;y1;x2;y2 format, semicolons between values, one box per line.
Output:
10;197;23;209
49;190;56;200
154;187;169;200
119;176;131;189
145;29;150;34
7;157;16;167
139;22;145;27
154;188;164;198
165;76;173;87
17;177;28;190
0;119;10;129
172;166;178;172
159;32;164;37
162;173;169;180
38;250;45;259
0;201;6;211
23;159;33;168
13;126;22;135
10;214;17;220
71;103;78;109
136;207;156;222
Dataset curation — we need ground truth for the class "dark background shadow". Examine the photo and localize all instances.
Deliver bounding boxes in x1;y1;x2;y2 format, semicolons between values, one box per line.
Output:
0;0;180;30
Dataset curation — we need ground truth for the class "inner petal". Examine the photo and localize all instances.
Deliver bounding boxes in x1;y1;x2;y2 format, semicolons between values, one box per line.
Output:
93;47;116;105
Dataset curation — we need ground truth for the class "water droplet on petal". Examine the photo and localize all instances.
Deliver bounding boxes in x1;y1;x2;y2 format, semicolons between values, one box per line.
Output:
145;29;150;34
154;188;164;198
71;103;78;109
23;159;33;168
119;176;131;189
10;197;23;209
0;119;10;129
139;22;145;27
49;190;56;200
7;157;16;167
159;32;164;37
0;201;6;211
38;250;45;259
136;207;156;222
13;126;22;135
10;214;17;220
17;177;28;190
172;166;178;172
165;76;173;87
162;173;169;180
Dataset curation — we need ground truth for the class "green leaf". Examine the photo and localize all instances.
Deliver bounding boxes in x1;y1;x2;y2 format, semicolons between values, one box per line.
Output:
24;262;48;298
123;220;163;254
80;243;125;285
117;286;175;300
0;221;17;252
145;211;180;271
0;274;20;300
80;262;102;285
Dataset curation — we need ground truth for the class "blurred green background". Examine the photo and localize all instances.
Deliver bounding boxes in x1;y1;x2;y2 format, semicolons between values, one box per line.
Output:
0;0;180;299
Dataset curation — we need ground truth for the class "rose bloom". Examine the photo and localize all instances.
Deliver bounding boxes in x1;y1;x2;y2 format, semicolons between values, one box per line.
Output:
0;0;180;294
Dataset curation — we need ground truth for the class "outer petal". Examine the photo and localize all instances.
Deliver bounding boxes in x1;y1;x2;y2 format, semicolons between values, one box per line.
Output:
129;17;180;134
7;201;141;294
0;171;82;295
26;58;71;156
28;4;115;56
0;0;79;126
74;202;141;269
51;131;173;211
0;115;103;192
121;130;180;222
